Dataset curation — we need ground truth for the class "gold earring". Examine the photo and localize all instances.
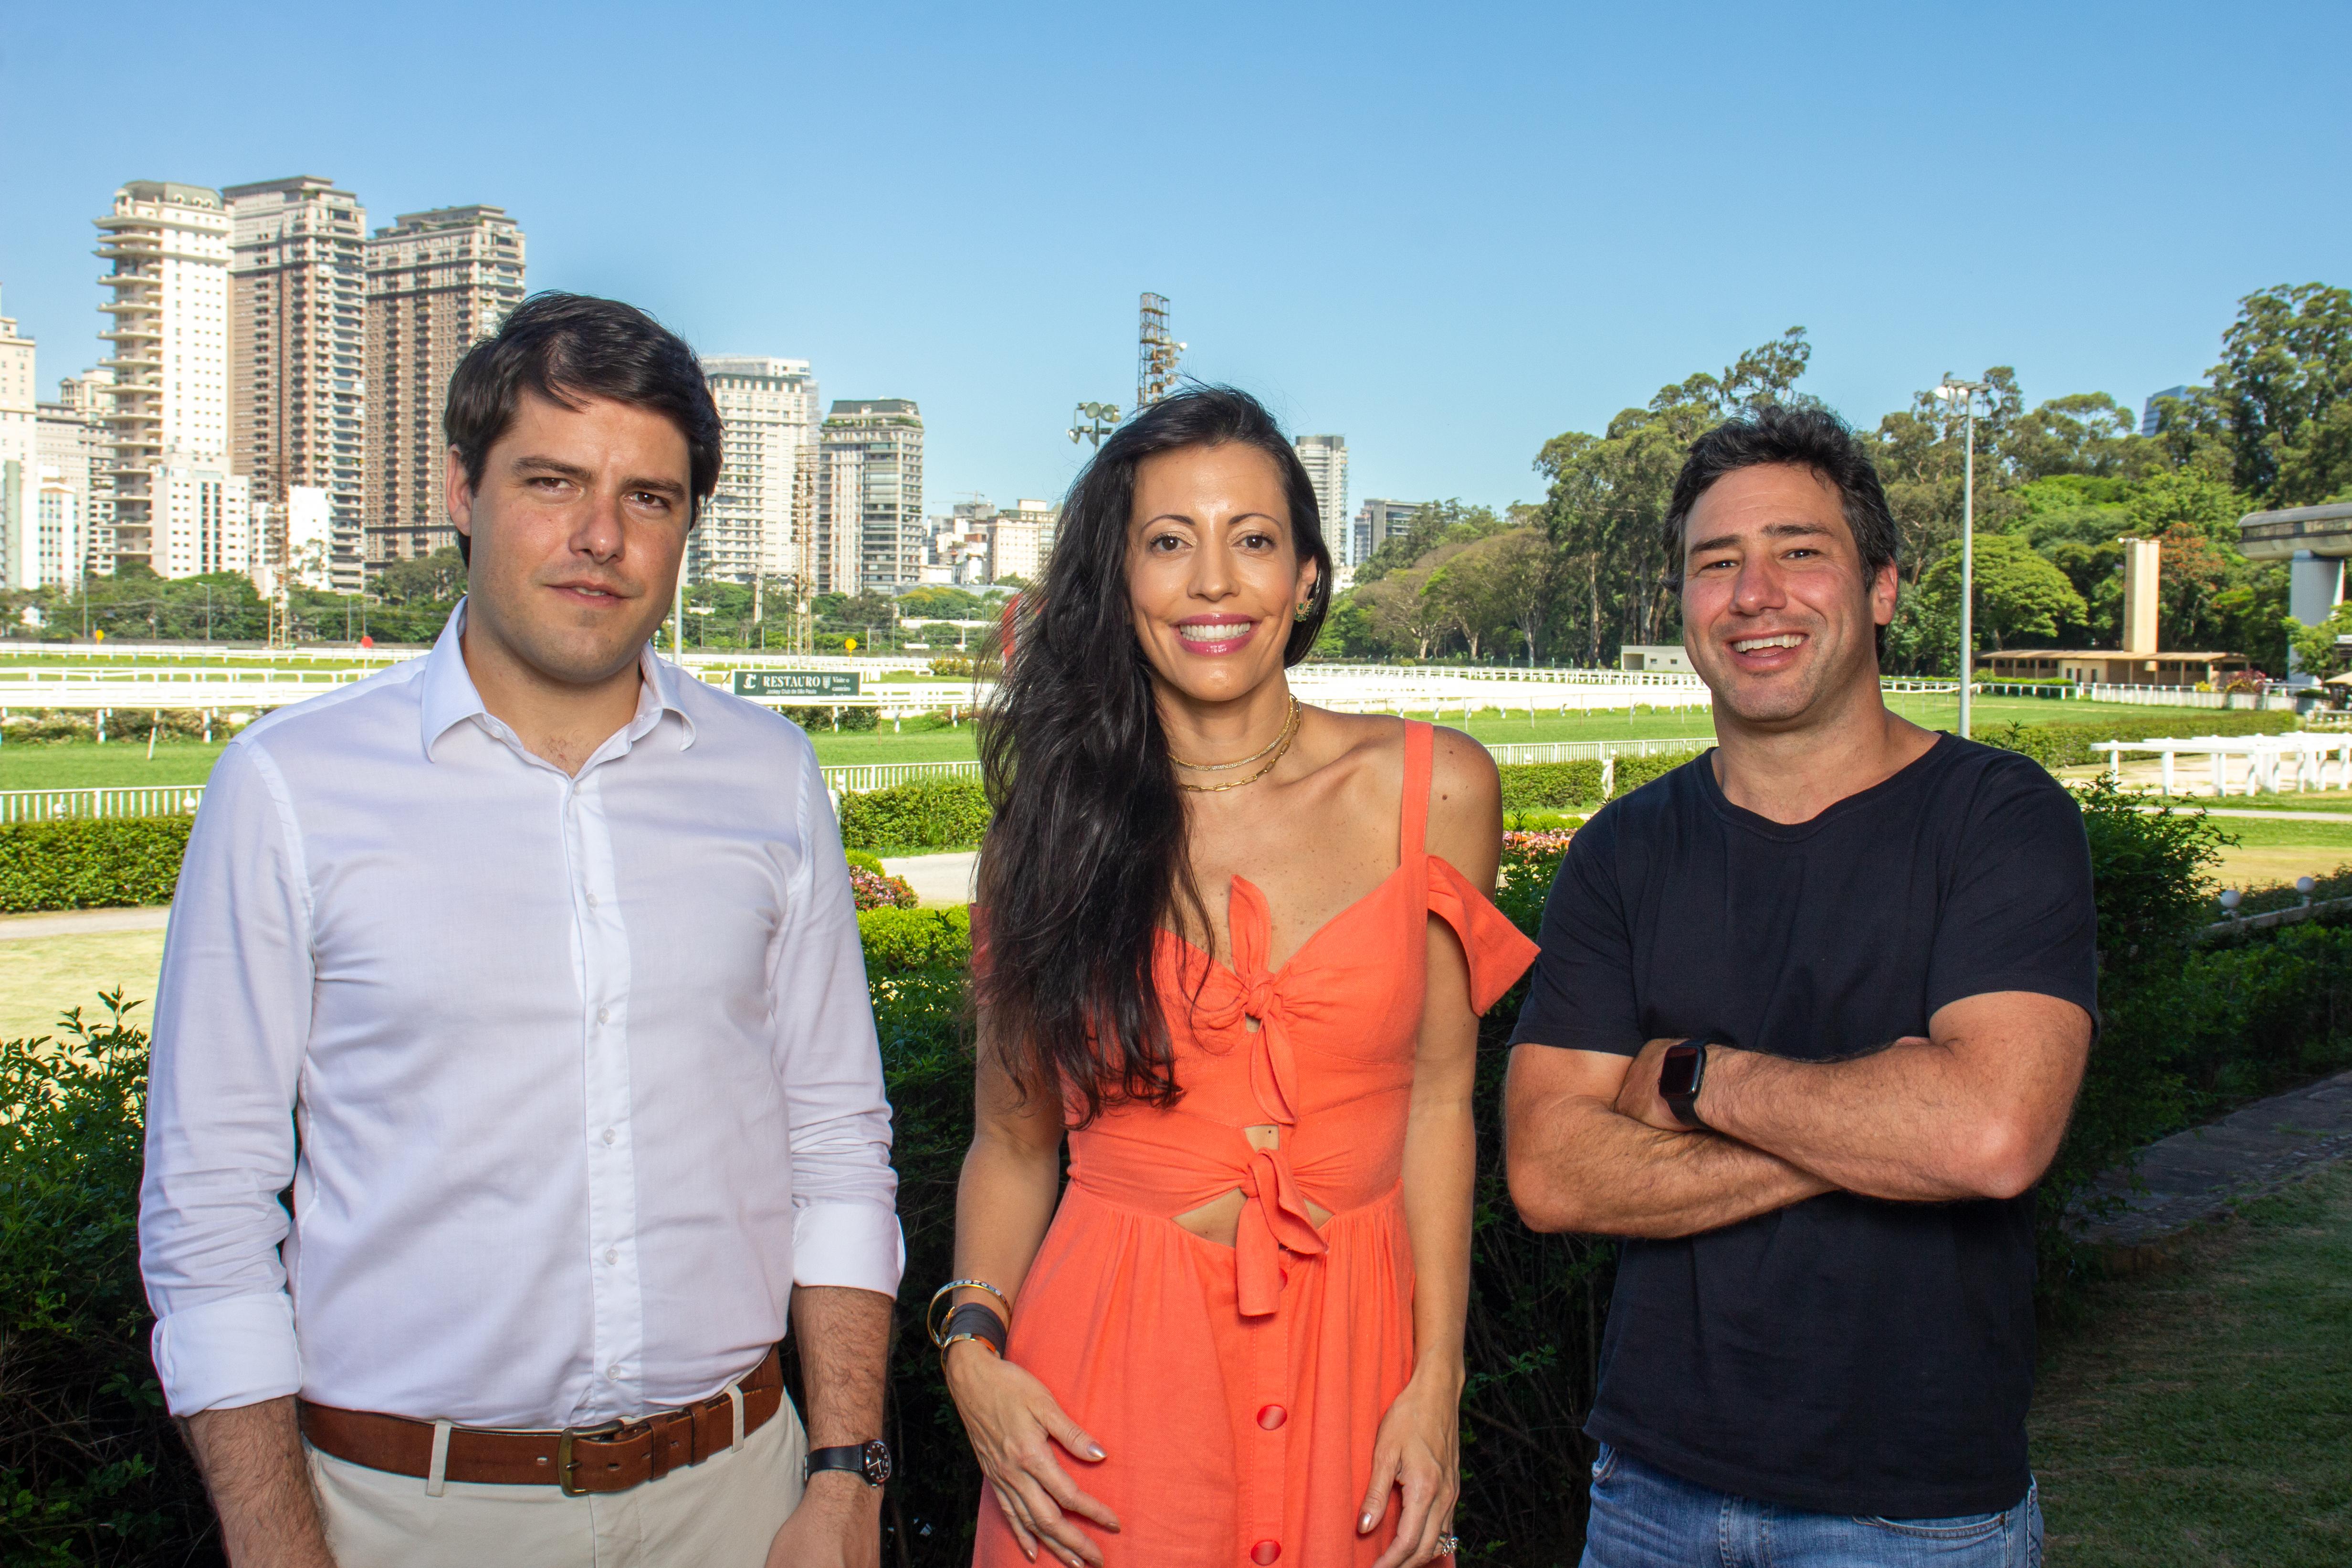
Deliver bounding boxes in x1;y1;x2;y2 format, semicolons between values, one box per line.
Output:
1293;600;1312;622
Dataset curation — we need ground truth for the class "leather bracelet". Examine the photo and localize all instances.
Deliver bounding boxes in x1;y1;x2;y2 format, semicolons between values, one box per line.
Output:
938;1302;1008;1361
926;1279;1010;1347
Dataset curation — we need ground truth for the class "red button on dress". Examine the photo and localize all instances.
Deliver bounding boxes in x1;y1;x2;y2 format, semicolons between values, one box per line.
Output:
1250;1542;1281;1566
1257;1404;1287;1431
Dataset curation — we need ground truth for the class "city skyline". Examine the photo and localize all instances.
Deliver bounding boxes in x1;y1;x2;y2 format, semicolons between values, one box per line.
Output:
3;2;2347;526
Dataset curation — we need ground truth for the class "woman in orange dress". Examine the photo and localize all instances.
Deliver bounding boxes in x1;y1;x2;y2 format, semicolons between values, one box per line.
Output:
941;388;1536;1568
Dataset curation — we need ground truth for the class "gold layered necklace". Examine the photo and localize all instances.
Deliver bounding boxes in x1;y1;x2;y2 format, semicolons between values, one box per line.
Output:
1171;697;1302;793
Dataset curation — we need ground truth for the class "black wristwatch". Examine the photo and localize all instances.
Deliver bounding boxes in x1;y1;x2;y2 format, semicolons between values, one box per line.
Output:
1658;1034;1731;1129
805;1439;892;1487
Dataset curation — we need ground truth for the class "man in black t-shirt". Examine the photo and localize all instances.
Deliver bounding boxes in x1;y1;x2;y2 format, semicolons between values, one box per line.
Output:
1505;408;2095;1568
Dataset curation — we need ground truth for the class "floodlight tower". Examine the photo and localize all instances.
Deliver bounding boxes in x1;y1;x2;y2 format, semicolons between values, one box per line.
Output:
1934;376;1993;738
1137;293;1184;411
1069;401;1121;448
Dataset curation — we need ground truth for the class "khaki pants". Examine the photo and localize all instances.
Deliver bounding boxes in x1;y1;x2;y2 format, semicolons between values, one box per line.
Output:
307;1396;807;1568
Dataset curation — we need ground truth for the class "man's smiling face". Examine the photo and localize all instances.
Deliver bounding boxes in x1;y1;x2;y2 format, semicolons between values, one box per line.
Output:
447;389;692;688
1678;462;1898;728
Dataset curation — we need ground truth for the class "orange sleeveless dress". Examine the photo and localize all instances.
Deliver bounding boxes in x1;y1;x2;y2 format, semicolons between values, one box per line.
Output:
976;722;1538;1568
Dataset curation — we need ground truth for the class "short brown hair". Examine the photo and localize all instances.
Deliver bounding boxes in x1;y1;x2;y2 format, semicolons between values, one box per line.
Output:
443;292;723;562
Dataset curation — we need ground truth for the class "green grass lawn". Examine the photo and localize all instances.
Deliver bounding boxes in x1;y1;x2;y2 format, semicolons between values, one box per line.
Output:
2031;1166;2352;1565
0;740;230;789
0;929;166;1044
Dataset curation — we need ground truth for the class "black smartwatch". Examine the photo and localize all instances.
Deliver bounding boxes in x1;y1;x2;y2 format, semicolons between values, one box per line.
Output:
805;1439;893;1487
1658;1034;1731;1129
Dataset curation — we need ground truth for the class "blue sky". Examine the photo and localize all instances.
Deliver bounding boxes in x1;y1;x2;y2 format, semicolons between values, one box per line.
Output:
4;1;2346;518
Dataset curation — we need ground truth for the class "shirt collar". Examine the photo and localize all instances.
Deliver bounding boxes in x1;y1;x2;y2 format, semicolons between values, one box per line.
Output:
419;597;699;762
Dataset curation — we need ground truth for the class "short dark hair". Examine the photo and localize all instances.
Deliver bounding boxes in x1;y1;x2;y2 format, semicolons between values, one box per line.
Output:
1661;405;1898;589
443;292;723;563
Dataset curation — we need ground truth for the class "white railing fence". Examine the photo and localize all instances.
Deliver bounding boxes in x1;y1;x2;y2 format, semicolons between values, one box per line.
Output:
0;785;210;825
2090;734;2352;796
819;760;985;796
1486;738;1712;766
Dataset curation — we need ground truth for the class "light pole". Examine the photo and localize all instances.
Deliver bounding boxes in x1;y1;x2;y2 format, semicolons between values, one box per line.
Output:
1935;377;1991;738
1068;401;1121;449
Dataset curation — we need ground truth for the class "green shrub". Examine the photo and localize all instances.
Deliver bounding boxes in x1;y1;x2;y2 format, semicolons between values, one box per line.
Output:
0;819;191;913
838;779;990;854
1977;709;2297;771
1496;749;1704;811
782;705;880;732
0;997;215;1566
858;905;973;977
844;849;887;876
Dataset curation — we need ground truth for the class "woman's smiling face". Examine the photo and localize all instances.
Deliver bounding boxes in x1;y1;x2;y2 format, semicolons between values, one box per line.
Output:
1126;442;1315;707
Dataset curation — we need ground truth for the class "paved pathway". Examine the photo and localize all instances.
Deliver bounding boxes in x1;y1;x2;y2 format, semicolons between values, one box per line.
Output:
2073;1067;2352;1250
880;851;977;908
0;905;171;942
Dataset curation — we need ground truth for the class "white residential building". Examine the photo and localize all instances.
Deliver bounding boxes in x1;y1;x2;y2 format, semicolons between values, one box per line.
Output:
46;372;113;576
817;399;924;595
156;454;254;579
33;459;87;592
0;294;36;590
94;180;234;575
1293;434;1347;554
694;356;819;586
252;484;334;595
226;177;369;590
988;499;1058;584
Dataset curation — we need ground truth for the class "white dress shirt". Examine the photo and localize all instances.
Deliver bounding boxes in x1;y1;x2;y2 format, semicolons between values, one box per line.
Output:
139;604;902;1424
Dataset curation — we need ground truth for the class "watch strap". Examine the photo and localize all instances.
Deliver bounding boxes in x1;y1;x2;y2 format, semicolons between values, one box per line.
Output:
804;1439;892;1487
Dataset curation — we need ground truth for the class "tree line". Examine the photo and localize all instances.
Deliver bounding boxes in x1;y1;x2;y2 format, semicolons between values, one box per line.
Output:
1317;284;2352;676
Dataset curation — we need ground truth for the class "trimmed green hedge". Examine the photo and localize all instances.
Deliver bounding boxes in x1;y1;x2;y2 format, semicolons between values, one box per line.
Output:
1977;710;2298;770
1496;749;1703;811
838;779;991;854
0;819;192;914
857;905;973;975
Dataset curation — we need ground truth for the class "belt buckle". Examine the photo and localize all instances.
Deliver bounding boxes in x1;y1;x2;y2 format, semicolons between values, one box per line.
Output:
556;1420;627;1497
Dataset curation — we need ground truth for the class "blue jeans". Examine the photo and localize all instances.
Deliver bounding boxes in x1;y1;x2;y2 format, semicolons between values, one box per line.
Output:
1581;1443;2042;1568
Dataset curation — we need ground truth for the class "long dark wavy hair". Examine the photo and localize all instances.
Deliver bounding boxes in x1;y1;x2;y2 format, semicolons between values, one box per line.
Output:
975;387;1334;1123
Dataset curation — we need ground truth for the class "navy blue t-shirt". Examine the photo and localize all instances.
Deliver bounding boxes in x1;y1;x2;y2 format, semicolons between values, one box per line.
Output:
1509;735;2098;1518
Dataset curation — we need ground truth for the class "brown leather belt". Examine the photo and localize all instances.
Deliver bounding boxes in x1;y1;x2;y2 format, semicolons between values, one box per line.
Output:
298;1347;785;1495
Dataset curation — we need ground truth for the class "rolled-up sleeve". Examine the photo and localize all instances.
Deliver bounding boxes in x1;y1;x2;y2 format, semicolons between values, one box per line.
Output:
772;750;903;1295
139;740;314;1415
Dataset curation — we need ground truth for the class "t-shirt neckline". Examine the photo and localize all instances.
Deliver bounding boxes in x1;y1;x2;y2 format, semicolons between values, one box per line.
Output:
1695;731;1955;842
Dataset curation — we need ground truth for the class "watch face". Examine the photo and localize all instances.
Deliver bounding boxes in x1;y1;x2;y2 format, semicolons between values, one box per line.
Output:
861;1441;893;1485
1658;1043;1702;1101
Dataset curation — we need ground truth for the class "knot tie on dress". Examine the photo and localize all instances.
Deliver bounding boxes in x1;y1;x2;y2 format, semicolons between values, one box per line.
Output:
1235;1144;1326;1317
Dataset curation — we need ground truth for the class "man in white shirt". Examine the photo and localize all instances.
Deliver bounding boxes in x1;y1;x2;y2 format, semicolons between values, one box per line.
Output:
138;293;902;1568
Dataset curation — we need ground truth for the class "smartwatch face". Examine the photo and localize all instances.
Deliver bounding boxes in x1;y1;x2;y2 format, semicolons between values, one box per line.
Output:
1657;1043;1702;1101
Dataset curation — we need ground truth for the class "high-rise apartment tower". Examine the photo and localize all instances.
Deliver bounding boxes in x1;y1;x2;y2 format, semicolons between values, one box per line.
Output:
94;180;233;574
226;177;368;590
364;205;525;564
817;400;924;595
1352;498;1422;568
1292;435;1347;554
695;356;819;587
0;295;34;590
54;369;115;567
